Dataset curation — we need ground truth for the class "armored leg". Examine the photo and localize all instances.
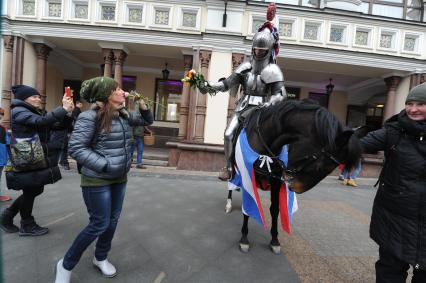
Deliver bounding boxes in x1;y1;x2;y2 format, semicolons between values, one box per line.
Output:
219;114;240;181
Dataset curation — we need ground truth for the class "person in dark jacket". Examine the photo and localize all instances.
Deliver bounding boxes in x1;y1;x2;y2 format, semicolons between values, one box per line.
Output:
59;100;82;170
54;77;153;283
360;82;426;283
0;85;74;236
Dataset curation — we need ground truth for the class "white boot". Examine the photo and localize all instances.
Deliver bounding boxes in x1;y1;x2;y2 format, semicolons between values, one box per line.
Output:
54;259;71;283
93;257;117;277
225;199;232;214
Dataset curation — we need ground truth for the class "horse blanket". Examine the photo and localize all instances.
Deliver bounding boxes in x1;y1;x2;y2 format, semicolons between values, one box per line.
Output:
228;128;298;234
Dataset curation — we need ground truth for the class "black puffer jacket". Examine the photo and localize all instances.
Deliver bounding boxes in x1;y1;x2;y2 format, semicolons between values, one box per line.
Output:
10;99;69;184
361;111;426;269
69;106;153;179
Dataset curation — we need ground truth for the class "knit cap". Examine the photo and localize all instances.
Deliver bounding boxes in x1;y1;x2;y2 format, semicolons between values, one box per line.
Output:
11;85;40;101
406;82;426;104
80;77;116;103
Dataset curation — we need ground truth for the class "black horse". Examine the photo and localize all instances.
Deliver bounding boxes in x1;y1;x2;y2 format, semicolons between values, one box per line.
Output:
230;99;362;253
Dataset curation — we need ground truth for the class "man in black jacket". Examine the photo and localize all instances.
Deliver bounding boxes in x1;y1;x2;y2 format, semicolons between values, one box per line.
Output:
360;82;426;282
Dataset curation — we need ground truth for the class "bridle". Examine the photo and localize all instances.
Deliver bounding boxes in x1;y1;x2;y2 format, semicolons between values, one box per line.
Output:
254;107;342;181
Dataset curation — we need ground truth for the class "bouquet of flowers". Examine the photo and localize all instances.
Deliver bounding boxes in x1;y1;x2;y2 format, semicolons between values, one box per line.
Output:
124;90;156;109
181;69;217;96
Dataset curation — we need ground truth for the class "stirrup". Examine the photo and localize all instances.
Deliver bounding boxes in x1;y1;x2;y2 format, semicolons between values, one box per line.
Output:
218;167;232;181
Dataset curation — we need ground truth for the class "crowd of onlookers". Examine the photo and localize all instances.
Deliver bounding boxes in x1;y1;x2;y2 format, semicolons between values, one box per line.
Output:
0;78;425;283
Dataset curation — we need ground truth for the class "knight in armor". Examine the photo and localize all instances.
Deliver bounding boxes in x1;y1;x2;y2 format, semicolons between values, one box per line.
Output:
199;3;286;180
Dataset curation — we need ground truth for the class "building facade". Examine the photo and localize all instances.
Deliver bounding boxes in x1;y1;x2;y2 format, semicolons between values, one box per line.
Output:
1;0;425;170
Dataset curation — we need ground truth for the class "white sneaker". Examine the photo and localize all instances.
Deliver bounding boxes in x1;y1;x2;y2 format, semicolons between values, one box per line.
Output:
54;259;71;283
92;257;117;277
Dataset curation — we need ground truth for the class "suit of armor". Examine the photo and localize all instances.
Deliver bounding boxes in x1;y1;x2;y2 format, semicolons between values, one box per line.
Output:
201;27;286;179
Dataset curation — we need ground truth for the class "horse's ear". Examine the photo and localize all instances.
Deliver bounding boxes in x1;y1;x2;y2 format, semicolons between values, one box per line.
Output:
354;125;373;138
335;130;354;147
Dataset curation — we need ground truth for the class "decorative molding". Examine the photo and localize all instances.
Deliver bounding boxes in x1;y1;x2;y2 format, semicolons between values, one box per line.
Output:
98;42;130;54
34;42;52;59
3;19;426;72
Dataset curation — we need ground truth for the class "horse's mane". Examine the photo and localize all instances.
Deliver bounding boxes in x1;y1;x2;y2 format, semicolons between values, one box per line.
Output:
245;99;344;148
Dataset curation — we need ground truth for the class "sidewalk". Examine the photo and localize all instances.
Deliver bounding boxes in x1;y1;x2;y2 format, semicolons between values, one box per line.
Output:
2;168;380;283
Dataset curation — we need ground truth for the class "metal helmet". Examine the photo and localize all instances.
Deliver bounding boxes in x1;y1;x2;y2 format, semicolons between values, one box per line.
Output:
251;28;275;73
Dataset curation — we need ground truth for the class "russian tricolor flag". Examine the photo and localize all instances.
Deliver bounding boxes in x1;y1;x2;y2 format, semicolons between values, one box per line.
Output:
228;129;298;234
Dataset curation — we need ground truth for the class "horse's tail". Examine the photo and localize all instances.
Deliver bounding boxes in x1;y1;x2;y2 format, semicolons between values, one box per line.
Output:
344;133;362;170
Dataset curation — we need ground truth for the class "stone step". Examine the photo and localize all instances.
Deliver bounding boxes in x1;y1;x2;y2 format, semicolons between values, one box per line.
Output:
140;159;168;167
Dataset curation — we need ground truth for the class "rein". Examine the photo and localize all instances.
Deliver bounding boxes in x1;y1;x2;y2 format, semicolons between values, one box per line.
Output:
254;107;342;181
254;108;286;182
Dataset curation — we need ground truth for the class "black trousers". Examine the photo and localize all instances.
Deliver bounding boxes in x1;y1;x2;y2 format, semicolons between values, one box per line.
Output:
60;133;69;165
8;186;44;221
376;246;426;283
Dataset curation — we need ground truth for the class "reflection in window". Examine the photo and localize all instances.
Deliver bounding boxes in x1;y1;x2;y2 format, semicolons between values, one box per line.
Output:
372;4;403;18
302;0;319;7
155;80;183;122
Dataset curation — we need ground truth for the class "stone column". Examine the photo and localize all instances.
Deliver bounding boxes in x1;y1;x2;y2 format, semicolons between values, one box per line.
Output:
383;76;402;122
34;43;52;110
113;49;127;87
227;53;245;125
102;49;114;78
193;50;211;143
1;36;14;127
178;54;193;140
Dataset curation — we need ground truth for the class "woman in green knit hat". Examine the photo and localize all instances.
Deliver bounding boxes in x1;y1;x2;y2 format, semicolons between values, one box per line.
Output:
54;76;153;283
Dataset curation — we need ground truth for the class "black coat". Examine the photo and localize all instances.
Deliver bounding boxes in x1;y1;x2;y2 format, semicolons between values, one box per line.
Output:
361;111;426;269
9;99;69;187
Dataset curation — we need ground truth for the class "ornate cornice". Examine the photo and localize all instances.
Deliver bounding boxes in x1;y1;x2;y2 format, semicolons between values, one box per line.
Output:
3;35;14;52
34;43;51;60
3;19;425;72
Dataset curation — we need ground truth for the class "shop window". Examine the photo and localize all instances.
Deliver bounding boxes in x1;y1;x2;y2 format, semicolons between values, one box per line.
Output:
154;79;183;122
286;87;300;100
308;92;329;108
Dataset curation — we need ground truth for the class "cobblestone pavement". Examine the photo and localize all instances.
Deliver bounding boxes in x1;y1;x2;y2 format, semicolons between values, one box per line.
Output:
1;170;381;283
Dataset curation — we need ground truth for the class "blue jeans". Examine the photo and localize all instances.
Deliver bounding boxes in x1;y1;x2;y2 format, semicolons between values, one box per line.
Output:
342;160;362;179
130;136;144;165
62;182;127;271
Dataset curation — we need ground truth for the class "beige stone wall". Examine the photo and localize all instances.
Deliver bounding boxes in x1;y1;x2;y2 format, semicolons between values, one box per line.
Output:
296;87;348;124
394;76;410;114
22;41;37;87
45;64;64;111
328;90;348;123
204;51;232;144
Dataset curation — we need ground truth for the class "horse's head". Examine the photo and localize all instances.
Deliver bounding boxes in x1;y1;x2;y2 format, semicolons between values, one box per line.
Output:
245;100;362;194
287;128;361;193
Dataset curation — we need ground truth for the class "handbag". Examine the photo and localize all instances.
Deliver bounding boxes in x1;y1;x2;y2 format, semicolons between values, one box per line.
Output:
6;166;61;190
7;132;47;172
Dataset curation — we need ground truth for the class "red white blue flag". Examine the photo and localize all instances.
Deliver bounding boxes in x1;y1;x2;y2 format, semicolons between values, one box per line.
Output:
228;129;298;234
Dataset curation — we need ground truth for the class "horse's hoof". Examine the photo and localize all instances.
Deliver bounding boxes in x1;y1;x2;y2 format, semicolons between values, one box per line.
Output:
270;244;281;254
239;243;250;253
225;199;232;214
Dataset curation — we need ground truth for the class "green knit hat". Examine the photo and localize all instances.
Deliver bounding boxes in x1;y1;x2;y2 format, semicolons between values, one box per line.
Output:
406;82;426;104
80;76;116;103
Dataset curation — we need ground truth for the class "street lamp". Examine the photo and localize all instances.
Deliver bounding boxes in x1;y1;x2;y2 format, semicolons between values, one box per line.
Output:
222;0;228;27
162;63;170;80
326;78;334;95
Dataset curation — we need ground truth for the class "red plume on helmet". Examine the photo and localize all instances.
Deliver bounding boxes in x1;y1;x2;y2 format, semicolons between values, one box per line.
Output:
257;2;280;60
266;3;276;21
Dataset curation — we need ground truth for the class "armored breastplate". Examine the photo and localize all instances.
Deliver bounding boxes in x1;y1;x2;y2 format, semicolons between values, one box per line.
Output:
243;73;269;97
